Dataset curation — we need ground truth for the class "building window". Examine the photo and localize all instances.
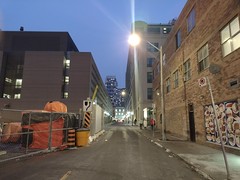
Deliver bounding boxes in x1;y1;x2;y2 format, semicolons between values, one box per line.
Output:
183;60;191;81
173;70;179;88
166;78;171;93
64;76;69;84
147;58;154;67
147;42;159;52
187;8;196;33
221;16;240;57
63;92;68;99
17;65;24;74
198;44;209;72
5;78;12;83
64;59;70;69
3;94;11;98
147;88;153;100
176;30;181;49
147;27;160;33
147;72;153;83
14;94;21;99
162;53;166;66
15;79;22;88
163;27;171;34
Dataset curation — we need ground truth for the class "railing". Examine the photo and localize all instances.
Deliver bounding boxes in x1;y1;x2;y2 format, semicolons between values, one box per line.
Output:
0;109;82;163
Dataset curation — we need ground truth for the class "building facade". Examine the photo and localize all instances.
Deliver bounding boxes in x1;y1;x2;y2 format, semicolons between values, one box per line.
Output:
0;31;113;114
126;21;172;123
152;0;240;150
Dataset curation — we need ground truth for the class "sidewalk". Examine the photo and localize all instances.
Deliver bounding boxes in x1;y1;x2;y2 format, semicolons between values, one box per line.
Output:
138;126;240;180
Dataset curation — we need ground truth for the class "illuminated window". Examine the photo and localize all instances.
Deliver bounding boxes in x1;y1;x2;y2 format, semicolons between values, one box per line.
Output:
64;76;69;84
5;78;12;83
221;16;240;57
14;94;21;99
65;59;70;68
15;79;22;88
64;92;68;98
3;94;11;98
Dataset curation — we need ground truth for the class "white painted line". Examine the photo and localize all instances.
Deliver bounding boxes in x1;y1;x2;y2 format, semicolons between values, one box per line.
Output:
60;170;72;180
154;142;163;148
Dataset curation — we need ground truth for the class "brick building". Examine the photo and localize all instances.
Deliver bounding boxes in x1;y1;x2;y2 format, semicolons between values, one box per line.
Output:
153;0;240;149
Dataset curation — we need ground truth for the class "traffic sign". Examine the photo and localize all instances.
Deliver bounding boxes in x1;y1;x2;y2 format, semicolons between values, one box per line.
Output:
83;99;92;112
198;77;207;87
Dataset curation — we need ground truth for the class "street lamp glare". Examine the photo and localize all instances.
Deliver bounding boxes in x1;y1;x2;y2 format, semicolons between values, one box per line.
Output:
128;34;141;46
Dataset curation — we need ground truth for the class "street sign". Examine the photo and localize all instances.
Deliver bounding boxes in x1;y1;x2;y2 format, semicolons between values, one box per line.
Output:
198;77;207;87
83;99;92;112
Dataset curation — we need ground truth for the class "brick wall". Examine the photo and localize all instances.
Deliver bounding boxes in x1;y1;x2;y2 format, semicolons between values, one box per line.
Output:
154;0;240;145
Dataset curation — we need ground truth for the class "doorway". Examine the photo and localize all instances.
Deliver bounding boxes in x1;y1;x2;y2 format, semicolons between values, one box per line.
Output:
188;104;196;142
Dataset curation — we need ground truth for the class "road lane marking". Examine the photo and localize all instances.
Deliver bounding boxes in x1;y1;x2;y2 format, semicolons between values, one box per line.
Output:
60;171;72;180
154;142;163;148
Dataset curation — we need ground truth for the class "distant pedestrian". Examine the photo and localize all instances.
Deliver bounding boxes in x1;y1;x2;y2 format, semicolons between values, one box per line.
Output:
139;119;143;129
134;119;137;125
150;118;155;130
143;119;147;129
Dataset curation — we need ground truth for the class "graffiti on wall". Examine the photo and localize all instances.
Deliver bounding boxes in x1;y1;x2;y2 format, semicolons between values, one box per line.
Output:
204;101;240;148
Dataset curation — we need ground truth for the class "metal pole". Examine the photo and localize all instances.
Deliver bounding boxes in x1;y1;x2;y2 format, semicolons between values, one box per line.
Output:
206;77;230;179
48;112;53;151
152;104;156;138
25;112;31;154
160;46;166;141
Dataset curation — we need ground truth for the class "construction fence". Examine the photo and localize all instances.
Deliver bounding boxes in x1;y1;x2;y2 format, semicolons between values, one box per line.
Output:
0;110;82;163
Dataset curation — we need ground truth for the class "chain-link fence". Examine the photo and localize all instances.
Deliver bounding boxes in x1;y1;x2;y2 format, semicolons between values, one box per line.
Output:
0;110;82;163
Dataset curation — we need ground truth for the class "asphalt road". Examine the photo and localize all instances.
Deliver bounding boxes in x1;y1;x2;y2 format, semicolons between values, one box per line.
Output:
0;124;204;180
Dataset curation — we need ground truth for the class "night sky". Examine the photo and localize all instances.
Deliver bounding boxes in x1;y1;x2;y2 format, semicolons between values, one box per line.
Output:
0;0;187;87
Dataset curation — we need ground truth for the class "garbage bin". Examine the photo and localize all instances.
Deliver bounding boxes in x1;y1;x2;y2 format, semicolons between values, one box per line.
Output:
76;128;90;147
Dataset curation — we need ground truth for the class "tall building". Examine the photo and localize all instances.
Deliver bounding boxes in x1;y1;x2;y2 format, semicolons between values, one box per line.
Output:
126;21;172;123
152;0;240;150
105;76;124;107
0;31;113;115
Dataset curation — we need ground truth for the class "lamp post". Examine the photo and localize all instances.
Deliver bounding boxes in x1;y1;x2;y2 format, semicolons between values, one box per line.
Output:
128;34;166;140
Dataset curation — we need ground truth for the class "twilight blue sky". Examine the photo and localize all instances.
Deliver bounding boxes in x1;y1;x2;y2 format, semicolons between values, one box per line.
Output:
0;0;187;88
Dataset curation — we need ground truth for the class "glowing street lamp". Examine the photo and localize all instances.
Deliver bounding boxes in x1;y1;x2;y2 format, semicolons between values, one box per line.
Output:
128;33;166;140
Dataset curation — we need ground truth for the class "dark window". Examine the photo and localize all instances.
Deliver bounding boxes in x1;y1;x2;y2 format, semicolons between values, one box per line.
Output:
147;27;160;33
198;44;209;72
147;43;159;52
176;30;181;49
183;60;191;81
166;78;171;93
147;72;153;83
187;8;196;33
147;88;153;99
147;58;154;67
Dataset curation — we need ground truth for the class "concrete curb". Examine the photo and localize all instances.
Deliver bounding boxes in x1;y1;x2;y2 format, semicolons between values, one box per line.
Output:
141;132;214;180
89;129;105;143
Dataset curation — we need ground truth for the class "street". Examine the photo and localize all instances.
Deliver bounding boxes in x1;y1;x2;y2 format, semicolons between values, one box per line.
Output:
0;124;204;180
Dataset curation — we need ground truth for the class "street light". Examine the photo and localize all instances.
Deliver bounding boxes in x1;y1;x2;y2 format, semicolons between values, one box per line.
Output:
128;33;166;140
